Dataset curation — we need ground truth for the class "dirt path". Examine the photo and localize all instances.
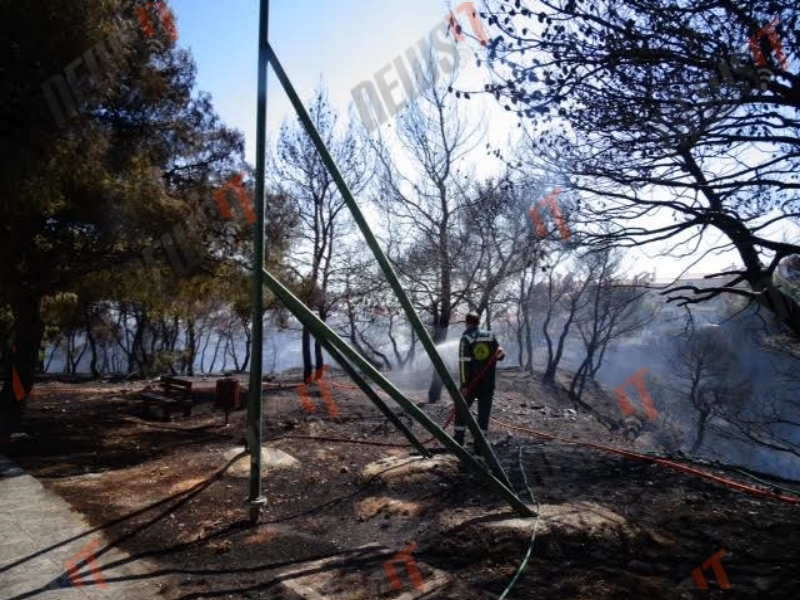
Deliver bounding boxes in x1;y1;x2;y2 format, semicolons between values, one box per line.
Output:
2;372;798;599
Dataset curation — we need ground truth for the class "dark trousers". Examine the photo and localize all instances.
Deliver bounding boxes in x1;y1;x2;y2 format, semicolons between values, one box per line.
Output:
453;392;493;452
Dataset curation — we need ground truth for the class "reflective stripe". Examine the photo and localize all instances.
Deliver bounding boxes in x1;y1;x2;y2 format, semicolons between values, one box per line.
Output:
459;339;468;385
459;357;472;362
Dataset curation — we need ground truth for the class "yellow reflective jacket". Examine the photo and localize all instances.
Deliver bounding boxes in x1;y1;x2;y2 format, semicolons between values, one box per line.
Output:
459;327;500;392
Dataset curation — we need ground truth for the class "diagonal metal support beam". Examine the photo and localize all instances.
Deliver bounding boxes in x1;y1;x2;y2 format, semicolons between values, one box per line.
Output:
261;267;534;517
266;42;510;488
246;0;270;524
317;337;430;456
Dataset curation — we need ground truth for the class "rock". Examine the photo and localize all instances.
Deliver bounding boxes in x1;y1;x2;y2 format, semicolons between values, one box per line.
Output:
340;466;349;474
356;497;421;520
223;446;300;477
210;540;233;554
361;455;459;488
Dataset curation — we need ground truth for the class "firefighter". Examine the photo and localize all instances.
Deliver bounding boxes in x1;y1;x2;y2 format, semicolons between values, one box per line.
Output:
454;311;505;455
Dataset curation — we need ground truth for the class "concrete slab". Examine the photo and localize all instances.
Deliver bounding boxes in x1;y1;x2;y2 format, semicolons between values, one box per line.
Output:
0;455;164;600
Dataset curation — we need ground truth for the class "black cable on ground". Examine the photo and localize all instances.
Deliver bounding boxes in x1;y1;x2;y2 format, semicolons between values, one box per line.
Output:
270;434;416;448
497;444;541;600
263;457;423;524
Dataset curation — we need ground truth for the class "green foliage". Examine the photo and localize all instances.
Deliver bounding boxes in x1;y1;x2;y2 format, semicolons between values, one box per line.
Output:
1;0;300;384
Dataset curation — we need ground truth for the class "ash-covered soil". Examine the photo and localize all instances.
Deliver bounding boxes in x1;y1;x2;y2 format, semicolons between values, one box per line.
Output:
2;368;798;599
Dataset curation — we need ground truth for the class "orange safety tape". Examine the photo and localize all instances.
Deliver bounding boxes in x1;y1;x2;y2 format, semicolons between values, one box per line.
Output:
490;417;800;504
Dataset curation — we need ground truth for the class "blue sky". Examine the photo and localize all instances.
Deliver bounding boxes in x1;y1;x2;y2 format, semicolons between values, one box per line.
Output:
166;0;462;162
162;0;794;281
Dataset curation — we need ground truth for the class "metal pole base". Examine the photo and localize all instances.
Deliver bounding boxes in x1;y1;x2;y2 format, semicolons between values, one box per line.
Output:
248;497;267;524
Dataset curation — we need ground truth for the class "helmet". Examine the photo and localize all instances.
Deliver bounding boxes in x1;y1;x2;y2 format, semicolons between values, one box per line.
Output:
465;311;480;325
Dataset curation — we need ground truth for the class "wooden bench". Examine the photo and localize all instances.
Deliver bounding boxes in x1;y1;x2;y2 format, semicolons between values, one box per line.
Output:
139;376;194;421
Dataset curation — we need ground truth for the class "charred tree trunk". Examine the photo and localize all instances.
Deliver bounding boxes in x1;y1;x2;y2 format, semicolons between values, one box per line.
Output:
524;313;533;373
86;307;99;378
240;320;251;373
209;333;223;373
228;331;240;372
689;410;711;455
186;318;197;376
301;326;313;383
199;323;212;373
515;317;524;369
314;307;327;374
427;307;450;404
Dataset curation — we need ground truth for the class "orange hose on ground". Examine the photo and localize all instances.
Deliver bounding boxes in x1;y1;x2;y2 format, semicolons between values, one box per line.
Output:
329;381;360;390
417;408;456;446
278;375;799;504
491;417;800;505
50;370;791;504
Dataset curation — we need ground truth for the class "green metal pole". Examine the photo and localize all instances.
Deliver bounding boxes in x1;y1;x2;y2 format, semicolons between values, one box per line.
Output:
262;267;534;518
318;337;430;456
265;43;509;488
246;0;270;524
